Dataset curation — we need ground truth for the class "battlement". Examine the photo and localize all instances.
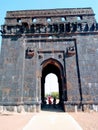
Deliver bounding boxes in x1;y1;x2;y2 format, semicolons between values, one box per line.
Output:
0;8;97;37
6;8;94;18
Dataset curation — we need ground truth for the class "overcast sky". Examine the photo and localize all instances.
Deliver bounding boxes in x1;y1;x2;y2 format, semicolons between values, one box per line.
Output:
0;0;98;93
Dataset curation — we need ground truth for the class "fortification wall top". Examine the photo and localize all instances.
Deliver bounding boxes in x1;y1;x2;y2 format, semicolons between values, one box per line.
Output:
1;8;97;36
6;8;94;18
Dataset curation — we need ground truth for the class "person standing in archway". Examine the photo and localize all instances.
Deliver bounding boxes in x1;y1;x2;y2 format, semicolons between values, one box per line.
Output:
48;95;52;105
53;97;56;108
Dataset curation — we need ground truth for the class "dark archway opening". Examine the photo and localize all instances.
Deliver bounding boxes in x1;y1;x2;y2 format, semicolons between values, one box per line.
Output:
41;59;66;111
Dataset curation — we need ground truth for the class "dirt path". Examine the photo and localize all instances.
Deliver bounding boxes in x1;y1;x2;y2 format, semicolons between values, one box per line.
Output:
70;112;98;130
0;111;98;130
0;112;34;130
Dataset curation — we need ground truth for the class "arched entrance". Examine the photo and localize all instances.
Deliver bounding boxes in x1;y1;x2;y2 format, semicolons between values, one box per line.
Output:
41;58;67;111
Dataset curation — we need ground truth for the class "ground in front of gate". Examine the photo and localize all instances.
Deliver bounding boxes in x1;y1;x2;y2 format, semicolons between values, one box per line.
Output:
0;111;98;130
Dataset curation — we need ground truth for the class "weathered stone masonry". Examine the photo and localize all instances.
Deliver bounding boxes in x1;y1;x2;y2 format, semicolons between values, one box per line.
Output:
0;8;98;112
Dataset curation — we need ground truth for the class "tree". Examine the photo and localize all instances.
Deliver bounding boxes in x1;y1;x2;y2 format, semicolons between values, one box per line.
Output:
51;92;59;99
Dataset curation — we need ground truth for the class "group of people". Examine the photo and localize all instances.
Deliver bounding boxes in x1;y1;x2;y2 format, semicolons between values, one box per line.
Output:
47;96;56;108
43;96;57;107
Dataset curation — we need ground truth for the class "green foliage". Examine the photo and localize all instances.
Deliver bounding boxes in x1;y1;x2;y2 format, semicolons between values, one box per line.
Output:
45;92;59;99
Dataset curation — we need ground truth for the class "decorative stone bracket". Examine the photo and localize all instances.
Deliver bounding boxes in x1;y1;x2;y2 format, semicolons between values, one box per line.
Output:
25;47;34;58
66;46;76;57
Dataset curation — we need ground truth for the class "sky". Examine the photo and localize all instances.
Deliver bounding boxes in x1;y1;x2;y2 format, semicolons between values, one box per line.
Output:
45;73;59;94
0;0;98;94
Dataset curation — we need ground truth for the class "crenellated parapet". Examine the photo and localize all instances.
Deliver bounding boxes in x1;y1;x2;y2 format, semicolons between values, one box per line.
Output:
1;8;98;36
1;22;98;35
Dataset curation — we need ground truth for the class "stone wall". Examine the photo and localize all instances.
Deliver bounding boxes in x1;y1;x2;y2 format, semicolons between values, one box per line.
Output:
0;8;98;112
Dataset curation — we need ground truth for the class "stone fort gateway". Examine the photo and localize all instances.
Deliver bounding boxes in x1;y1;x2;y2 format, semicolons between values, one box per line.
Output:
0;7;98;112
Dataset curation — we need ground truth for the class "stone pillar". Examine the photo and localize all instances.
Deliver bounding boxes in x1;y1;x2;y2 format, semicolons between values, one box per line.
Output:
0;106;3;113
36;103;41;112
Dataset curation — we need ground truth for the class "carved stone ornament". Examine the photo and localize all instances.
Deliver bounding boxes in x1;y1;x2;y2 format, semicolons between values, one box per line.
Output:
66;46;76;57
25;47;34;58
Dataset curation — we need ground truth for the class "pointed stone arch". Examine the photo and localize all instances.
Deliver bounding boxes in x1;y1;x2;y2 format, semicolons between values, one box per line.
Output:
41;58;67;110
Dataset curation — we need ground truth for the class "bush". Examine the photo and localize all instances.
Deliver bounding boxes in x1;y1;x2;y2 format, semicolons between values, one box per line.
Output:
46;92;59;99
